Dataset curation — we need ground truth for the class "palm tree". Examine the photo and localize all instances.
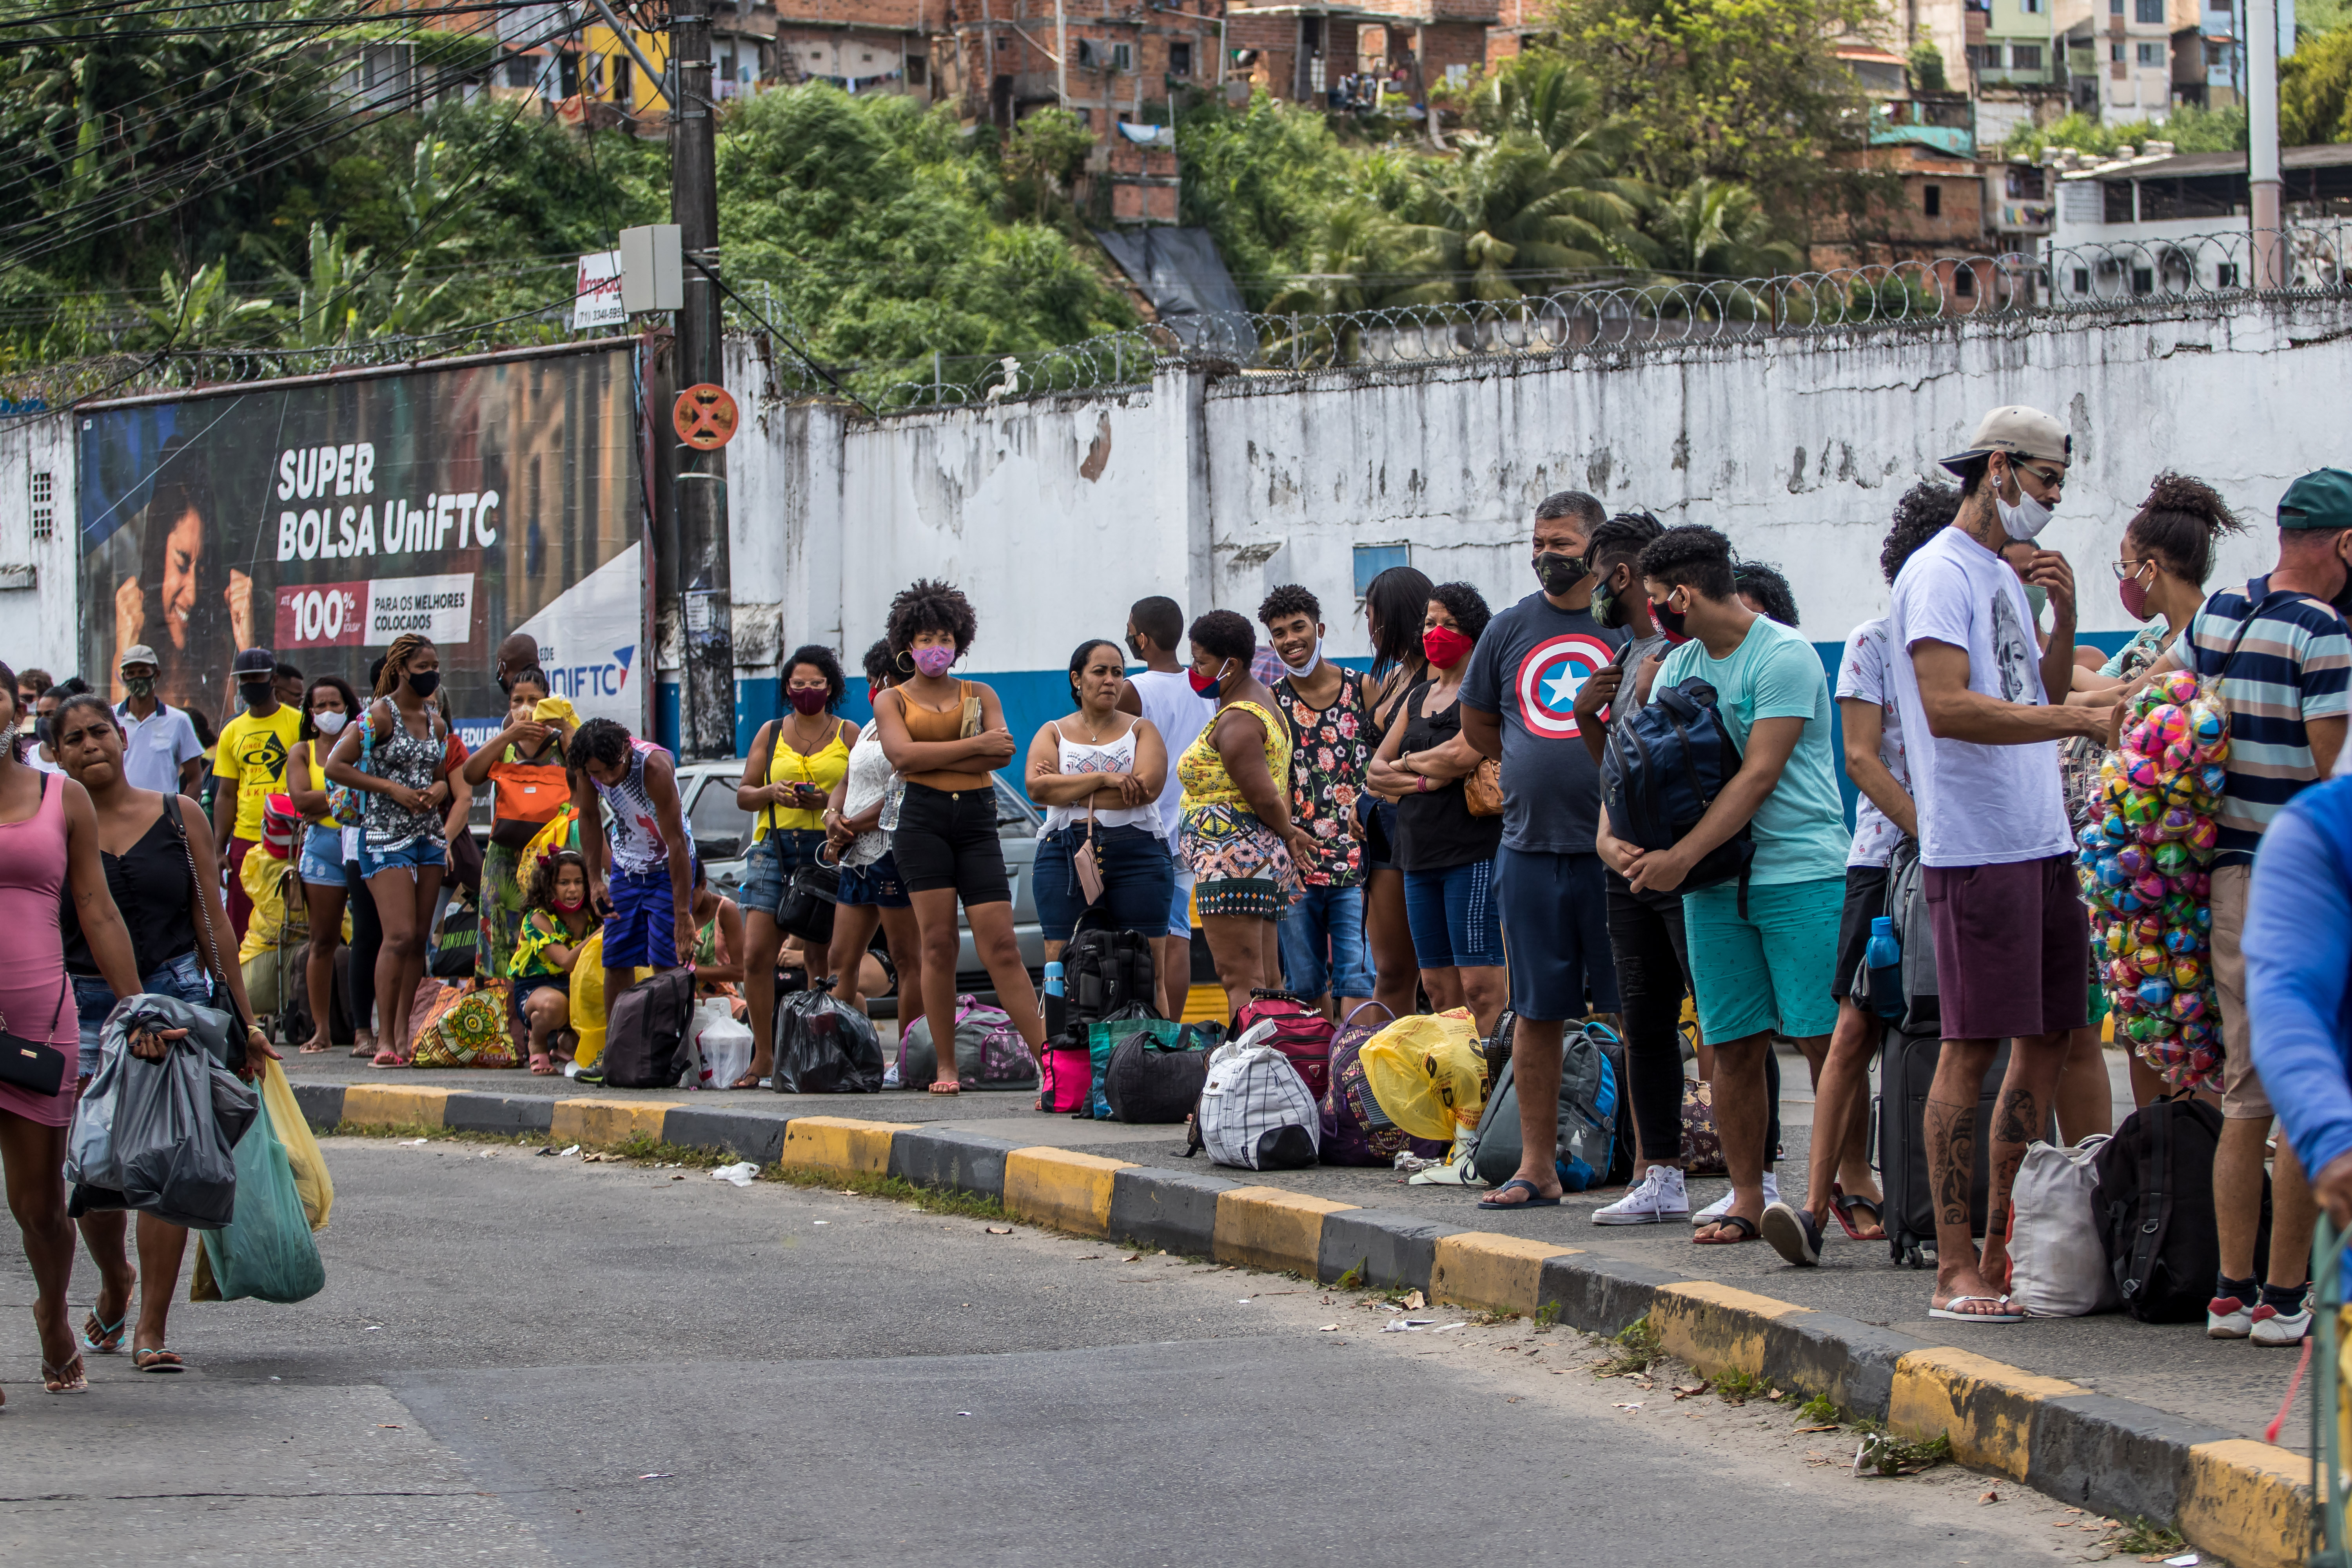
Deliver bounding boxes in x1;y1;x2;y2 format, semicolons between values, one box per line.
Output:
1389;132;1648;304
1638;177;1803;320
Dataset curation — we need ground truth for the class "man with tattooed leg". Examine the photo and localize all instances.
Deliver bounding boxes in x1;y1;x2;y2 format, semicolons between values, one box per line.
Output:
1885;408;2117;1321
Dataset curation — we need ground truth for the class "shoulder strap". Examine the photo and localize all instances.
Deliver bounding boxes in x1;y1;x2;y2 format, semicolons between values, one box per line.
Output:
2122;1102;2173;1304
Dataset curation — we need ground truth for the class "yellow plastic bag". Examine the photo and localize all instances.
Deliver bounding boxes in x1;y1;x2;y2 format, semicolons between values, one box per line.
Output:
261;1058;333;1232
570;929;608;1070
1357;1008;1490;1141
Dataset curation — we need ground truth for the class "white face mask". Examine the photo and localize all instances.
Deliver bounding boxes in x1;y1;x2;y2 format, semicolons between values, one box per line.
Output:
1995;461;2056;542
1277;636;1323;681
312;710;348;736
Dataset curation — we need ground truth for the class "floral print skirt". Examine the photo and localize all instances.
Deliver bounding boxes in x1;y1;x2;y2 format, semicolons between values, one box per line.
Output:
1178;802;1302;922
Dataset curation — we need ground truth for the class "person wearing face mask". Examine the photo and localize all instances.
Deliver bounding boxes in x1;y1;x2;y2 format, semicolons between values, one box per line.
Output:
324;633;470;1067
1174;610;1316;1022
29;685;71;776
736;645;862;1088
1258;584;1377;1020
1368;583;1506;1036
823;641;926;1032
1116;595;1216;1018
1457;490;1629;1211
112;645;206;797
209;646;304;944
1357;566;1438;1024
1880;406;2116;1319
871;579;1049;1094
512;850;598;1075
285;676;364;1053
2114;467;2352;1346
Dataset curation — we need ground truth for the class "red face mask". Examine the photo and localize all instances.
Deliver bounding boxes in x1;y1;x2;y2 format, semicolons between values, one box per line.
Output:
1423;624;1475;669
2118;565;2154;623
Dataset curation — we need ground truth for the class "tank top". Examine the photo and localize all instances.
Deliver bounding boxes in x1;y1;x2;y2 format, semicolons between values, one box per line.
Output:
1393;681;1502;873
753;717;855;840
1038;718;1161;835
61;802;200;978
897;681;992;793
361;698;448;853
1176;700;1292;817
0;773;71;1121
839;718;901;869
595;737;694;875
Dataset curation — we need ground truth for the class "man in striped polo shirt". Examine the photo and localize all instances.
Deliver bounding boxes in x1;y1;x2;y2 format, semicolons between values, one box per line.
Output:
2136;467;2352;1345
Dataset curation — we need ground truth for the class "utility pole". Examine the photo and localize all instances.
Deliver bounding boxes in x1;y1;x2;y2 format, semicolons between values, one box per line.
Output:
671;0;734;760
2246;0;2284;287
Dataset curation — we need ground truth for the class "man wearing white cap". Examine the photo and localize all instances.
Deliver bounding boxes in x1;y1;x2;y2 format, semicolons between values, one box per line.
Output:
113;643;205;795
1884;406;2116;1322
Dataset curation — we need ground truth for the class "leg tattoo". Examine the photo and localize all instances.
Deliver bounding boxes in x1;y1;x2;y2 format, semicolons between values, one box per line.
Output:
1924;1098;1976;1229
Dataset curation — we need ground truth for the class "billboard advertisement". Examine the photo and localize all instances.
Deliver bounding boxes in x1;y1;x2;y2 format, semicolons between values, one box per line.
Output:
76;341;646;747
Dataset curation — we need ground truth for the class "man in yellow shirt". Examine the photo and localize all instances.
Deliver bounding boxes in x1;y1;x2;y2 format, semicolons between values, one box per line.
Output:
212;646;304;942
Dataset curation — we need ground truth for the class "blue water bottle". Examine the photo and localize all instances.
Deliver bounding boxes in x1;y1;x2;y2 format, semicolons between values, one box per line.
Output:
1044;961;1067;1039
1864;916;1903;1020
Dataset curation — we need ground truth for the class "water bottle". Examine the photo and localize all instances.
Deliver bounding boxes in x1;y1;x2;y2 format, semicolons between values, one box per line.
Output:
1864;916;1904;1020
1044;960;1067;1039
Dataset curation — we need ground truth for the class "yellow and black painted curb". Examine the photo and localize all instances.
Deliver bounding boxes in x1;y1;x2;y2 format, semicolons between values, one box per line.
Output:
296;1081;2314;1568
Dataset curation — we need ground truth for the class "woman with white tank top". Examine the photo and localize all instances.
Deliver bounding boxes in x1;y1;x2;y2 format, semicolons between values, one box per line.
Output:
1023;639;1175;958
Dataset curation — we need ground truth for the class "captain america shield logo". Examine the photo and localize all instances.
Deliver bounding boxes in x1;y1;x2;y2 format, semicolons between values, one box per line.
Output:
1513;632;1616;738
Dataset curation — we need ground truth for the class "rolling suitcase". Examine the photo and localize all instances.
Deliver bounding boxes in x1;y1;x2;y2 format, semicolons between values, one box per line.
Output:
1874;1030;2056;1267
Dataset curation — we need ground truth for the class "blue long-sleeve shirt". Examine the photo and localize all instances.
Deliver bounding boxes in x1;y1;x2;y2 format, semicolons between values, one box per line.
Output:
2248;775;2352;1178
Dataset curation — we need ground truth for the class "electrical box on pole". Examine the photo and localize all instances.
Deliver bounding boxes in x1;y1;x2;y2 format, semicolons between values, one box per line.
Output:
620;224;683;314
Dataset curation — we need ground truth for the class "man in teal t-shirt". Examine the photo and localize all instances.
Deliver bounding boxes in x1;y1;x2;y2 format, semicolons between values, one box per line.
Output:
1596;524;1848;1247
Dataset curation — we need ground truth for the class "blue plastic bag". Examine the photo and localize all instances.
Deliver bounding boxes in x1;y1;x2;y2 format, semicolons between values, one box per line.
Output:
198;1100;325;1303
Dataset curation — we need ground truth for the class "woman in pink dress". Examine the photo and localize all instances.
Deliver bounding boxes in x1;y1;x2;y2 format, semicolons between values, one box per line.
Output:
0;661;157;1399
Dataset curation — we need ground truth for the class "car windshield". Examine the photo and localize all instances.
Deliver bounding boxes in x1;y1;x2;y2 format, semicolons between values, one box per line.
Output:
688;770;756;861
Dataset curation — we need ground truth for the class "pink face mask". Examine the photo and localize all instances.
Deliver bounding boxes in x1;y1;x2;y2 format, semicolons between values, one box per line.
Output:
911;645;956;679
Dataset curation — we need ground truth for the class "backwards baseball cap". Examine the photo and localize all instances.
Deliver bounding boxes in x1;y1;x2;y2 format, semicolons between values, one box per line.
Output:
1940;405;2071;475
2277;468;2352;532
231;647;276;677
118;644;158;671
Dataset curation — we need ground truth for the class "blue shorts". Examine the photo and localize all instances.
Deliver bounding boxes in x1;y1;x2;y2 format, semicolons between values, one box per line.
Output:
73;950;214;1056
603;865;682;970
1493;845;1620;1021
742;828;828;918
360;835;444;879
1681;875;1844;1044
1279;882;1374;1000
299;824;345;886
837;849;911;909
1402;859;1505;971
1033;823;1177;944
1167;871;1194;938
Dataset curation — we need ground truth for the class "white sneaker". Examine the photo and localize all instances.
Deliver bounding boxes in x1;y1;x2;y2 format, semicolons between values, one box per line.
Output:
1592;1165;1690;1225
2251;1302;2313;1346
1692;1172;1781;1226
2207;1294;2253;1338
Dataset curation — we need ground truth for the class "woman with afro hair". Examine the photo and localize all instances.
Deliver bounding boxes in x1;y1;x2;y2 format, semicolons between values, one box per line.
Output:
869;580;1048;1093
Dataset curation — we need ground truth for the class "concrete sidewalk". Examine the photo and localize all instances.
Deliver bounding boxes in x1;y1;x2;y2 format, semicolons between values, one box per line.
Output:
285;1040;2318;1567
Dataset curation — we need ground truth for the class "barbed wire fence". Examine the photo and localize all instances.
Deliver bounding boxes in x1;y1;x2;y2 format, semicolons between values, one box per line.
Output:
7;227;2347;418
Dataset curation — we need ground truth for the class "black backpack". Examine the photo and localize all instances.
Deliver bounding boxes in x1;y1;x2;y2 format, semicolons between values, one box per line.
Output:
1062;912;1158;1027
2091;1096;2267;1323
1601;677;1754;912
601;969;696;1089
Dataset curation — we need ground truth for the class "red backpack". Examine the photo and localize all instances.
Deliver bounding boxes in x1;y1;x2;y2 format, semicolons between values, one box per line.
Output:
1233;989;1336;1100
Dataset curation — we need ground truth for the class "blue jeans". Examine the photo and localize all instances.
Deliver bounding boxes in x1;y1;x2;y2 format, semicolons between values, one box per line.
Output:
1032;823;1177;943
72;950;215;1056
1278;882;1372;1000
1403;858;1506;970
742;828;828;918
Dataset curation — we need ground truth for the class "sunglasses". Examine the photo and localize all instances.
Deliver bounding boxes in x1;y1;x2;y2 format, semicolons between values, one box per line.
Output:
2009;458;2066;492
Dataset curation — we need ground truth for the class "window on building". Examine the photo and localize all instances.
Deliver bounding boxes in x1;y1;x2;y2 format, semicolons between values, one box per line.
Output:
2111;42;2125;61
1965;43;1995;69
2010;43;2042;69
2137;41;2163;64
2073;266;2092;293
1112;41;1132;71
1924;183;1942;216
2007;166;2047;198
1445;62;1468;86
2110;0;2123;13
2136;0;2162;20
1353;544;1410;597
907;54;928;83
2131;265;2154;293
506;56;535;88
28;472;52;543
1954;266;1975;296
2022;0;2042;11
615;54;632;102
586;53;604;94
998;34;1012;53
1169;40;1193;76
2216;262;2239;287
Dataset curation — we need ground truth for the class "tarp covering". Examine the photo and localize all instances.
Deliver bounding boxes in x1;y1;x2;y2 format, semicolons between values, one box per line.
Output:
1093;227;1254;358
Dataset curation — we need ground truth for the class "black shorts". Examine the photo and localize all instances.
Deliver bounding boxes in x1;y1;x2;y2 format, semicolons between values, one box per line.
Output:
890;781;1012;903
1831;862;1891;1005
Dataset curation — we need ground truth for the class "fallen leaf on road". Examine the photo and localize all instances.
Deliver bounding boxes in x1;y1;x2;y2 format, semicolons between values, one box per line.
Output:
1674;1382;1708;1396
1507;1396;1520;1403
1794;1424;1840;1434
378;1424;401;1429
1402;1290;1426;1310
1122;1254;1140;1262
1978;1490;1999;1504
1768;1389;1787;1401
985;1226;1012;1235
670;1174;684;1181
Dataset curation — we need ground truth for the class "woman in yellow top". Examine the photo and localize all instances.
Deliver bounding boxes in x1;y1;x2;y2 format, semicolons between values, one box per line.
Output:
734;645;859;1087
1176;608;1316;1022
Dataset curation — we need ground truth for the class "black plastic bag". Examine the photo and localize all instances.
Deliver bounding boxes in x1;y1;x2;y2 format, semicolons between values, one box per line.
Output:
771;981;884;1093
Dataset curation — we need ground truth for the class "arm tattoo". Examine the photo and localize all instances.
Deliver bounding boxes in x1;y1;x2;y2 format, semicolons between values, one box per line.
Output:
1924;1097;1977;1229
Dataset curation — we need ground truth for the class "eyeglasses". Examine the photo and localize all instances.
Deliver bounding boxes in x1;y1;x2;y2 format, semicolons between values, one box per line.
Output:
2110;558;2154;581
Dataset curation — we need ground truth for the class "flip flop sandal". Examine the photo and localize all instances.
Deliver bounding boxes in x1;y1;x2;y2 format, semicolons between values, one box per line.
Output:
927;1080;962;1096
1760;1201;1824;1266
728;1070;766;1090
43;1354;88;1393
1693;1213;1760;1245
529;1054;558;1075
81;1310;128;1355
133;1347;185;1374
371;1049;409;1068
1829;1185;1886;1242
1928;1296;2024;1323
1476;1177;1562;1210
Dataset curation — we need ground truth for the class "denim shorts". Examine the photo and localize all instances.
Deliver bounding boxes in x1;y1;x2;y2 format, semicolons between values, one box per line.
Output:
1032;823;1176;943
299;824;344;886
603;865;682;970
1402;858;1505;970
1167;870;1194;938
73;949;214;1056
837;849;911;909
742;828;828;918
359;834;445;878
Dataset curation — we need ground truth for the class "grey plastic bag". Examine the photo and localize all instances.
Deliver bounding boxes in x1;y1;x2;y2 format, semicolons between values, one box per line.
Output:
71;1008;255;1229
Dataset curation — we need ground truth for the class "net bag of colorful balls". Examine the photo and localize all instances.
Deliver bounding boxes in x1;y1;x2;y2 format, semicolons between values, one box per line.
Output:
2075;669;2227;1092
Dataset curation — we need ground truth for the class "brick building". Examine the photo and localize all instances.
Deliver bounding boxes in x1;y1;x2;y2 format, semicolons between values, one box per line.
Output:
935;2;1225;130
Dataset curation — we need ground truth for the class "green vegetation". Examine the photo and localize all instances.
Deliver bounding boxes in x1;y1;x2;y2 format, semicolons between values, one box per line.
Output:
1593;1318;1666;1376
766;1163;1009;1221
1849;1425;1953;1476
2003;105;2249;161
2101;1518;2186;1555
1796;1394;1840;1425
2285;25;2352;144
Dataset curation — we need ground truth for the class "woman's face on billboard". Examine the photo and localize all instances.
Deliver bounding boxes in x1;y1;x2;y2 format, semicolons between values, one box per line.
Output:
161;504;203;648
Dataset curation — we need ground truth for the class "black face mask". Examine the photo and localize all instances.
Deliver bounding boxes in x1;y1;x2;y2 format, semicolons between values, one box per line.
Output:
33;716;50;744
1652;596;1690;642
238;680;273;710
406;670;443;699
1534;551;1588;598
1124;632;1145;658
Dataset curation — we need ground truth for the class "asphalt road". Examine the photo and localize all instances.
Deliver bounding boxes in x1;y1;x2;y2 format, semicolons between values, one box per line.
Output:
2;1138;2141;1566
